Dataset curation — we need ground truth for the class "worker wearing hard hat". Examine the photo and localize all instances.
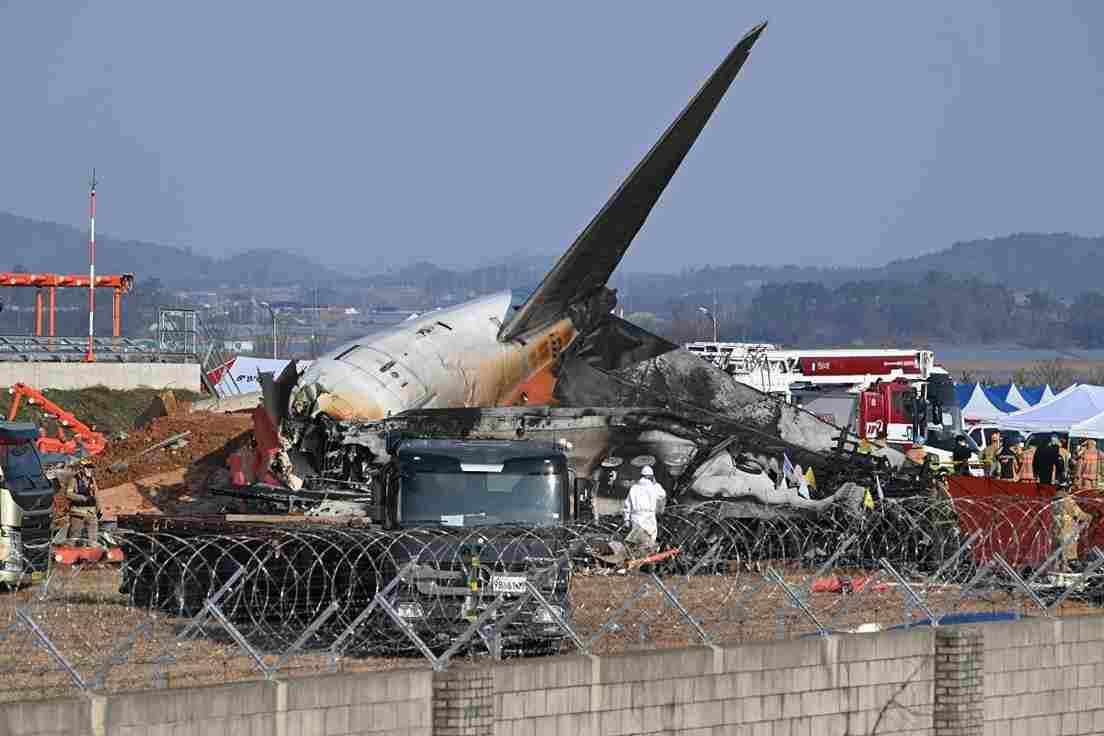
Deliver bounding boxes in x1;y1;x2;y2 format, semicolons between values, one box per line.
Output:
622;465;667;551
1053;482;1091;571
981;431;1002;478
56;458;100;548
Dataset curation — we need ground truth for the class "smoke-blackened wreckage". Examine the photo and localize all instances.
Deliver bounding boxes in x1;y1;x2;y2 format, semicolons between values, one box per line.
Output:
116;22;996;655
252;22;909;520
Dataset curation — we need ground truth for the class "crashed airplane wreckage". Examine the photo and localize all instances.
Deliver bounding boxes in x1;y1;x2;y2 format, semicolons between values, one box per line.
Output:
228;22;924;523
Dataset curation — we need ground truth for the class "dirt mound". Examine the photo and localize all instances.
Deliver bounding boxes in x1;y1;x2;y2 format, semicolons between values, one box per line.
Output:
91;411;253;488
0;386;203;437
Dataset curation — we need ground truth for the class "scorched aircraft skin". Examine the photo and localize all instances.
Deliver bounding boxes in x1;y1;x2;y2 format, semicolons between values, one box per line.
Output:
288;23;767;424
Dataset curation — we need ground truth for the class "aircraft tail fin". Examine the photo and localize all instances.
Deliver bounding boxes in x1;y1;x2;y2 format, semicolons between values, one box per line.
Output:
497;21;766;341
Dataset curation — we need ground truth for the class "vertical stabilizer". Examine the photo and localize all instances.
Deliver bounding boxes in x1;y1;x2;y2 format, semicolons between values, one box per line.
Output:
498;22;766;341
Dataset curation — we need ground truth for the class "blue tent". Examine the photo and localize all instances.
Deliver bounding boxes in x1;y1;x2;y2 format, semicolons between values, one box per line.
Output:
1019;386;1046;406
955;383;975;408
981;386;1019;413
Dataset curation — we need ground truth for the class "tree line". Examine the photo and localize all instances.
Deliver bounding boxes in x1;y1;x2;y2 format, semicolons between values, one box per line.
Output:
718;272;1104;349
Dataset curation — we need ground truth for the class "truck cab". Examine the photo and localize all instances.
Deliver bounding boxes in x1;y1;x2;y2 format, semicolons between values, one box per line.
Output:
0;422;56;584
793;373;981;473
390;439;573;529
383;439;578;655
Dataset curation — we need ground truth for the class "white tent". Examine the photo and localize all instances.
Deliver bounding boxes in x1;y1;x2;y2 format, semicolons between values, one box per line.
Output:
1041;384;1059;403
999;384;1104;434
1003;384;1032;411
960;384;1018;422
1070;410;1104;440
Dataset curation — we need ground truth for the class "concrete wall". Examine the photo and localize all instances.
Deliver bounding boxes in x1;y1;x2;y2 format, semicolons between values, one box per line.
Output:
0;668;433;736
493;631;935;736
0;697;90;736
982;615;1104;736
0;362;200;391
7;615;1104;735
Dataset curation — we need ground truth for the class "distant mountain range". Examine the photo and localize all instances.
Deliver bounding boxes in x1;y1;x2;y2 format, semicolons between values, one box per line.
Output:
0;212;343;288
2;210;1101;298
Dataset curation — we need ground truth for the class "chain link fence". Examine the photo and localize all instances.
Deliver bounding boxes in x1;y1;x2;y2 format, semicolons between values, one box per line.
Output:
2;495;1103;701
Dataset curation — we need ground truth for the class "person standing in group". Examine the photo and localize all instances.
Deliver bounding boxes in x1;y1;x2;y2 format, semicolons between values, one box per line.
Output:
1074;439;1101;492
997;439;1023;481
1034;435;1065;486
981;431;1002;478
952;435;973;476
1019;441;1036;482
622;465;667;553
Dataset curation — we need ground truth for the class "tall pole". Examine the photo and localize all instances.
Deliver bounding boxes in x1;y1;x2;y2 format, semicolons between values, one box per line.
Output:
713;291;718;343
271;311;277;359
85;170;97;362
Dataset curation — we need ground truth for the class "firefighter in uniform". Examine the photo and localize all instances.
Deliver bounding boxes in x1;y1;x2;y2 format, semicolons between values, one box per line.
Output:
923;453;956;565
1019;442;1036;483
57;459;100;547
1060;439;1073;485
981;431;1002;478
1053;483;1091;571
1075;439;1100;492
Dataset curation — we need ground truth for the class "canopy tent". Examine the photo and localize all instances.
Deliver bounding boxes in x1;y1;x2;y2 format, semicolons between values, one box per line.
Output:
1070;410;1104;440
1042;384;1059;402
999;384;1104;434
955;383;976;409
990;383;1032;411
961;384;1018;422
1018;386;1046;406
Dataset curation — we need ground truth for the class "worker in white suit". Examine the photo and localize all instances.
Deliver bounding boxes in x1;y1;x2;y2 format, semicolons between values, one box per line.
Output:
622;465;667;552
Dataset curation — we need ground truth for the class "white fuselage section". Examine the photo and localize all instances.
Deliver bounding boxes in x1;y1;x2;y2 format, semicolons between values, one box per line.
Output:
294;292;576;421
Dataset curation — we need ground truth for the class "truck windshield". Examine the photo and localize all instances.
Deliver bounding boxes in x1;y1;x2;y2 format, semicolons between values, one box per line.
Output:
399;455;565;527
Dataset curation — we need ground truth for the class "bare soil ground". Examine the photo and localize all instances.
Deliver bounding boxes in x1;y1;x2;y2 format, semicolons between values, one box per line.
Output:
90;411;253;489
55;410;256;520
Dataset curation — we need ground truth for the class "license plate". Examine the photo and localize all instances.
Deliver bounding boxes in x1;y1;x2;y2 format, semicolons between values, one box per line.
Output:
491;575;528;594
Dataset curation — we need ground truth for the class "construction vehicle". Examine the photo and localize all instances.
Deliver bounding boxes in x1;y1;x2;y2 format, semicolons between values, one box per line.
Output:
6;383;106;457
0;422;56;584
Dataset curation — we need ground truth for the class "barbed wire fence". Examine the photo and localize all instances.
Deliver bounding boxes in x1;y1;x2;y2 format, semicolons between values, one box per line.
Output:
2;495;1104;701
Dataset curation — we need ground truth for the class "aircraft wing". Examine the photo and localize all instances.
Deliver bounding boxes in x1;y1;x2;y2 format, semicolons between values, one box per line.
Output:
497;21;766;342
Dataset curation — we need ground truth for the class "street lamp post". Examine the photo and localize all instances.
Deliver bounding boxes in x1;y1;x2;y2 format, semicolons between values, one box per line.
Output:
260;301;278;359
697;306;717;343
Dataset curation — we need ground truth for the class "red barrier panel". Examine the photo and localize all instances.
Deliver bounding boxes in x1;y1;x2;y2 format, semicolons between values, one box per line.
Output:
947;476;1051;499
946;476;1104;567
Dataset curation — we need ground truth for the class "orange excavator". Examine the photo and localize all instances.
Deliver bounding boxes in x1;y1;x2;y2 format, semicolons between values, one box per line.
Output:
6;383;107;457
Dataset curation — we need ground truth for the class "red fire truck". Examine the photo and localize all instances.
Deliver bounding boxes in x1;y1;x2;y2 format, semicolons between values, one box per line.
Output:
684;343;976;467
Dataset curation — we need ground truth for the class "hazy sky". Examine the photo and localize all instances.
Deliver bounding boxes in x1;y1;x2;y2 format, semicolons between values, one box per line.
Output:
2;2;1102;273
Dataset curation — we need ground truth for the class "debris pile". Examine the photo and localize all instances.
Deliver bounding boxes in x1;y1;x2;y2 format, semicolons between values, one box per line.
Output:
90;411;252;488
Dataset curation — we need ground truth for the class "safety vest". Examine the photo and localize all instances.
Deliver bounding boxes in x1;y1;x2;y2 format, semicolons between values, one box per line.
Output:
1019;448;1036;482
